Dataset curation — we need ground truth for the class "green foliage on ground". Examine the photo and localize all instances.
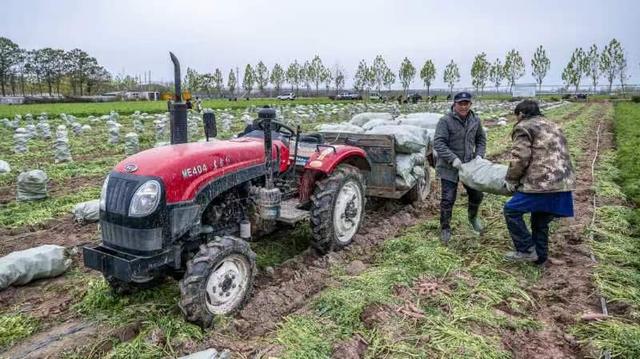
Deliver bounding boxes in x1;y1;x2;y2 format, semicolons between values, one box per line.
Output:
572;320;640;358
72;278;204;358
570;104;640;358
251;224;312;269
0;313;39;350
613;102;640;231
0;187;100;228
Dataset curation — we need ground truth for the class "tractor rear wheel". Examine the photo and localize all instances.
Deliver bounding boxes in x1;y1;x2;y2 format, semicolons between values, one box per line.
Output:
310;164;366;254
178;236;256;328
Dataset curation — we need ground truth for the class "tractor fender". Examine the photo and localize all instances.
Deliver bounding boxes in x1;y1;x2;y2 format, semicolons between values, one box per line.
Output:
304;145;371;174
299;145;371;204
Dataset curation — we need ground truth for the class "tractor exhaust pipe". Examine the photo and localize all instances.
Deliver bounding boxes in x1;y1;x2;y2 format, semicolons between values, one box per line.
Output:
257;107;281;220
258;107;276;189
169;52;188;144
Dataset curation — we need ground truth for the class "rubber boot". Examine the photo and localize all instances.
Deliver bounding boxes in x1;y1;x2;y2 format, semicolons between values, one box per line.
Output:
468;204;484;234
440;210;452;246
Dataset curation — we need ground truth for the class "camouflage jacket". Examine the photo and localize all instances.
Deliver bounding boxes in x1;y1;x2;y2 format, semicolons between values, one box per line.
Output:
505;116;575;193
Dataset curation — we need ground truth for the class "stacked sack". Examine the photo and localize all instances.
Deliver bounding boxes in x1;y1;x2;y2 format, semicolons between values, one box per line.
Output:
317;112;444;190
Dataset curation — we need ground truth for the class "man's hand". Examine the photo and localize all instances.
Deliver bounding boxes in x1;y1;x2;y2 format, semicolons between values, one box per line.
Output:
452;158;462;169
505;181;518;193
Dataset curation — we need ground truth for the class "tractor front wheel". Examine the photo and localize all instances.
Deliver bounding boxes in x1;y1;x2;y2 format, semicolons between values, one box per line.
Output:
179;236;256;328
310;164;366;254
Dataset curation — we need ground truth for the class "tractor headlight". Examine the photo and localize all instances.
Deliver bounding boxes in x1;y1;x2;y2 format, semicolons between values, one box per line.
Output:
99;175;110;211
129;180;161;217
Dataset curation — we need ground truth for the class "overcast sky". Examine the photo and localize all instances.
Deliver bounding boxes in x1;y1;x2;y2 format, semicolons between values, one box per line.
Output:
2;0;639;90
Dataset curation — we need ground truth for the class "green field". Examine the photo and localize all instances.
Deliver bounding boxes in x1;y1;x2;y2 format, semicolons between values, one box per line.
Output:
0;98;342;118
2;101;640;358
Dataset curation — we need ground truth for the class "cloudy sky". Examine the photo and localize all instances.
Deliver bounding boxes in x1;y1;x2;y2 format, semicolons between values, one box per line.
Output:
2;0;639;90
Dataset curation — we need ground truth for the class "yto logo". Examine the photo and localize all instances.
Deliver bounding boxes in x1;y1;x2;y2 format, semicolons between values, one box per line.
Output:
124;163;138;173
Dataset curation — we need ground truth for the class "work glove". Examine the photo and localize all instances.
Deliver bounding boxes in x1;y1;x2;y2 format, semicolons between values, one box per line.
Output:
505;181;518;194
452;158;462;169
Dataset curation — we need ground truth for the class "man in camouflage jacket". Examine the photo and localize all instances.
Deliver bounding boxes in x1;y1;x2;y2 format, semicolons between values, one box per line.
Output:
503;100;575;265
505;116;575;193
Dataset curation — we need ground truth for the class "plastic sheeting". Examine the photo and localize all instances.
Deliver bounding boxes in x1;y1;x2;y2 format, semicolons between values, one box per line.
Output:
0;245;70;290
317;123;365;133
366;125;425;153
349;112;394;127
395;112;443;129
459;157;511;196
16;170;49;201
361;118;396;131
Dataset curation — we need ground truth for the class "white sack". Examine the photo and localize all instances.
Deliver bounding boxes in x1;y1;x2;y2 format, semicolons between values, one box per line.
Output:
459;157;511;196
0;245;71;290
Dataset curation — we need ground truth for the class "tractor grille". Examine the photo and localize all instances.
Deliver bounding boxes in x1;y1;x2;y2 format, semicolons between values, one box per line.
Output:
106;177;139;215
101;220;163;252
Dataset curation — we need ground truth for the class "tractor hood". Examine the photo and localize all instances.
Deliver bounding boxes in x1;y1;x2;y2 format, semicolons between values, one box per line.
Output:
113;137;289;203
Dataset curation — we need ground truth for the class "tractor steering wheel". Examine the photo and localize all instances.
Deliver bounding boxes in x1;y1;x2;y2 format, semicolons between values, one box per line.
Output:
257;119;296;138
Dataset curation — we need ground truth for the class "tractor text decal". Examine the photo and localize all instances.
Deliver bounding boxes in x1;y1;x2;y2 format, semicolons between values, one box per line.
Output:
182;164;208;178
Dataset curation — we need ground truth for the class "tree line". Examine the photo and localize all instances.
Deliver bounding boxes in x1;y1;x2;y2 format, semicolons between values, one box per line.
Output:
0;37;112;97
181;38;631;98
0;36;632;99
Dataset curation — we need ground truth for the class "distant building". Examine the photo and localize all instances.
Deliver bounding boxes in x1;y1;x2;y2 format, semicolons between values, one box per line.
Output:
102;91;160;101
124;91;160;101
512;83;536;97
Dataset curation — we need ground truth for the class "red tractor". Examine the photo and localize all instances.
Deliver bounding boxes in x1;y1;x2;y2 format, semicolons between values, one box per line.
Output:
84;53;432;327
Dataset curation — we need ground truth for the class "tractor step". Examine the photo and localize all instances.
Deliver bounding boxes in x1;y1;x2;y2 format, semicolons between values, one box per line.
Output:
277;198;309;225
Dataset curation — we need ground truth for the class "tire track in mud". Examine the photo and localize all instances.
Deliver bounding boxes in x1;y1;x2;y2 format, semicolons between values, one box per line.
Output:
195;194;440;355
503;102;612;358
236;198;439;338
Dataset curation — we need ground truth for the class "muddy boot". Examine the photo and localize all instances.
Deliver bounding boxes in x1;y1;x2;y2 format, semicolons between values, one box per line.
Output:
468;205;484;234
440;210;452;246
504;247;538;262
440;229;451;246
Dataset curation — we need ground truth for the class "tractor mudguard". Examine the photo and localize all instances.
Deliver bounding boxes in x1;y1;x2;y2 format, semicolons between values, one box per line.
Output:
304;145;370;174
299;145;371;204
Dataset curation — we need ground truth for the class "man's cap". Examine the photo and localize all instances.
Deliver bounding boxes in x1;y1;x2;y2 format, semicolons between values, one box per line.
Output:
453;91;472;103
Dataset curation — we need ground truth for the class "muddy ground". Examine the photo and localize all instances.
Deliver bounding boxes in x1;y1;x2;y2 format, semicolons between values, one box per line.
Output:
0;102;616;358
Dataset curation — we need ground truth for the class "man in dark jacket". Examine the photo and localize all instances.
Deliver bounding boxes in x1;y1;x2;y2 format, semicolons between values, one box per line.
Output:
434;92;487;245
